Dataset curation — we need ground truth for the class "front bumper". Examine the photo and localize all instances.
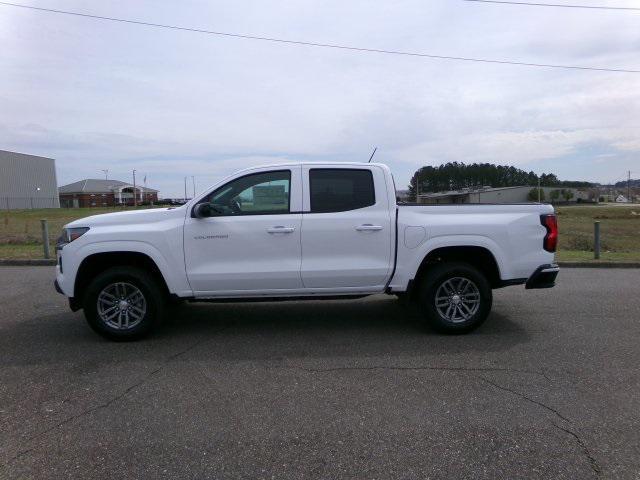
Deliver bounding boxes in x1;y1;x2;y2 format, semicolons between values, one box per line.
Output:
525;263;559;289
55;273;82;311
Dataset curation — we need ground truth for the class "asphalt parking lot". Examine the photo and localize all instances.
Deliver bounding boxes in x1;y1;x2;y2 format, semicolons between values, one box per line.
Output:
1;267;639;479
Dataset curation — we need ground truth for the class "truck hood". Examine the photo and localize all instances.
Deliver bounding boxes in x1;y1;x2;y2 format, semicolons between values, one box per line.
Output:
65;207;186;228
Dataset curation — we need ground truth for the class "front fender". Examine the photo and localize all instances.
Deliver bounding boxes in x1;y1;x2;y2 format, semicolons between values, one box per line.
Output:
64;240;191;297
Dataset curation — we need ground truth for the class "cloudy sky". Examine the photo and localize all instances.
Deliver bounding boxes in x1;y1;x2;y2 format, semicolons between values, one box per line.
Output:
1;0;639;197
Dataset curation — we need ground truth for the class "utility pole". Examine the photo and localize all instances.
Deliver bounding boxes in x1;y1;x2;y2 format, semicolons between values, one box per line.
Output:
132;169;137;207
537;176;541;202
628;170;632;203
184;177;188;201
101;169;109;180
192;176;196;197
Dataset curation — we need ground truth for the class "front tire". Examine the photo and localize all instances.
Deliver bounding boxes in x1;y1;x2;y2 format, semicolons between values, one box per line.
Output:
417;262;492;334
83;266;166;341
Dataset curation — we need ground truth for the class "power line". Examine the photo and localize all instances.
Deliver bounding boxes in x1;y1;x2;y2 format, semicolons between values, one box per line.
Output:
463;0;640;11
0;1;638;74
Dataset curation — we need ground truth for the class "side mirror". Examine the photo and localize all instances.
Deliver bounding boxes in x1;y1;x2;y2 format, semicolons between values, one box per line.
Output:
192;203;212;218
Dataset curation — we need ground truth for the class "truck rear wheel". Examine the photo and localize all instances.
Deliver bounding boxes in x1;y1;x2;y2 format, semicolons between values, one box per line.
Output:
83;266;165;341
417;262;492;334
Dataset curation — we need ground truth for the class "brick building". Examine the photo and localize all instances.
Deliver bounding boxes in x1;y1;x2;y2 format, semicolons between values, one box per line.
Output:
58;179;158;208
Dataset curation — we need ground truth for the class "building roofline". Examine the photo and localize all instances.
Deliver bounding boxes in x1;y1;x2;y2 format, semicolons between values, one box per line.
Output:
0;149;54;161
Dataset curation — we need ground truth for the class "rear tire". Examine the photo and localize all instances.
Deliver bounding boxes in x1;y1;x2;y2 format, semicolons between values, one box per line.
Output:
83;266;166;341
416;262;492;334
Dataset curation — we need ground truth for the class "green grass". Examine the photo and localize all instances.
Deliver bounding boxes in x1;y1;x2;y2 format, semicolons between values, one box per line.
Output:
555;250;640;263
1;204;639;262
0;207;158;255
0;243;46;259
556;205;640;262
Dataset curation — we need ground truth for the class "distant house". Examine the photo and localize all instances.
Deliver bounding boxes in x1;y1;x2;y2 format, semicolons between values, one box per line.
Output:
615;194;629;203
58;179;159;208
396;189;411;202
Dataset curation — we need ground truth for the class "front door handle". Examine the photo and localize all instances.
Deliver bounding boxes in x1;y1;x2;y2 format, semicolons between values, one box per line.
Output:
356;224;383;231
267;226;295;234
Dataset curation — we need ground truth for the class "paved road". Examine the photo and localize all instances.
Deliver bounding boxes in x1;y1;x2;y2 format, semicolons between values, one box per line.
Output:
1;267;639;479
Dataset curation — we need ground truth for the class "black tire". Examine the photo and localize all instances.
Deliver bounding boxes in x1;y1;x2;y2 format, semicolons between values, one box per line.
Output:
416;262;492;334
83;266;166;341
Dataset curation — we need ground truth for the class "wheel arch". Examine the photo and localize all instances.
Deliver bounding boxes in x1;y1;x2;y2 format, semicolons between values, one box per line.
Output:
74;251;171;304
410;245;503;296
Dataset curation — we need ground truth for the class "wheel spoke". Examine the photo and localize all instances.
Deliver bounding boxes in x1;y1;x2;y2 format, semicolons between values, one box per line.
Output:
126;291;142;302
101;305;118;315
445;304;454;319
97;282;147;330
434;276;481;324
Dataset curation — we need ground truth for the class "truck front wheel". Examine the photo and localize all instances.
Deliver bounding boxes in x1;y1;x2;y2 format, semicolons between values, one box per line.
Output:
417;262;492;334
83;266;165;341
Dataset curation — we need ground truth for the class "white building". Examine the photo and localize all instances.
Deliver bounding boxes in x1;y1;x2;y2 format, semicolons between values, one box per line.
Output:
0;150;60;209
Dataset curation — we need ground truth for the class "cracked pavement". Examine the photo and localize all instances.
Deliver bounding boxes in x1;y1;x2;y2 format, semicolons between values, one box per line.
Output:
1;267;639;479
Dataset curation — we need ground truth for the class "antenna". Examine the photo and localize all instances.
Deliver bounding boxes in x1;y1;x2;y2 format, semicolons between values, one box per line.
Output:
367;147;378;163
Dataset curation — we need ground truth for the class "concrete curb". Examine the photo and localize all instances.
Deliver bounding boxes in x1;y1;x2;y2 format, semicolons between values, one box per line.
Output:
1;259;639;268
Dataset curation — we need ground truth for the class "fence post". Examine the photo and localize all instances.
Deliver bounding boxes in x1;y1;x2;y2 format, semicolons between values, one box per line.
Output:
594;221;600;260
41;219;50;259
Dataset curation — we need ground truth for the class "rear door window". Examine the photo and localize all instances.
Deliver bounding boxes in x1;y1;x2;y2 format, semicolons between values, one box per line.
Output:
309;169;375;213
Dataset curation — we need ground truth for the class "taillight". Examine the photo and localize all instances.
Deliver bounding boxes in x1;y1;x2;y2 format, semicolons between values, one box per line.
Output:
540;214;558;253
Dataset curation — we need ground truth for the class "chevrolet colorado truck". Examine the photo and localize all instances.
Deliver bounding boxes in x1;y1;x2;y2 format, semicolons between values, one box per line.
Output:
54;163;559;340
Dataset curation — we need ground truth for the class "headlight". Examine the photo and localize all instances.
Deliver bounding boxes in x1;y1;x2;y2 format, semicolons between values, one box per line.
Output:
57;227;89;248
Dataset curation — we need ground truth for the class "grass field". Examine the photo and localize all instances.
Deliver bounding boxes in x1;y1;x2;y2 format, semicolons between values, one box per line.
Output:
1;204;639;262
555;204;640;262
0;206;156;259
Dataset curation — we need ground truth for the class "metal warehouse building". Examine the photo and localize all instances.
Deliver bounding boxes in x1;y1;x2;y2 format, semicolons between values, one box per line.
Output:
418;185;587;204
0;150;60;209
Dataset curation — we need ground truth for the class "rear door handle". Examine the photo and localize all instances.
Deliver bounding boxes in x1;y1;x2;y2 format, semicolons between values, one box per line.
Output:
267;226;295;234
356;224;383;231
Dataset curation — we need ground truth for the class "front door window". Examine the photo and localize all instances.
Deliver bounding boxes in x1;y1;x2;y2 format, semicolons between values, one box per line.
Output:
202;170;291;216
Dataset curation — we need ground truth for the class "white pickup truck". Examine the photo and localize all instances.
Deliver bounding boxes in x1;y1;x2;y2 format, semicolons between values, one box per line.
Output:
54;163;559;340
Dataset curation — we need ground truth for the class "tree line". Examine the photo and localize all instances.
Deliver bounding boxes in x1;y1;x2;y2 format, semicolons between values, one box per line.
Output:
408;162;594;195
